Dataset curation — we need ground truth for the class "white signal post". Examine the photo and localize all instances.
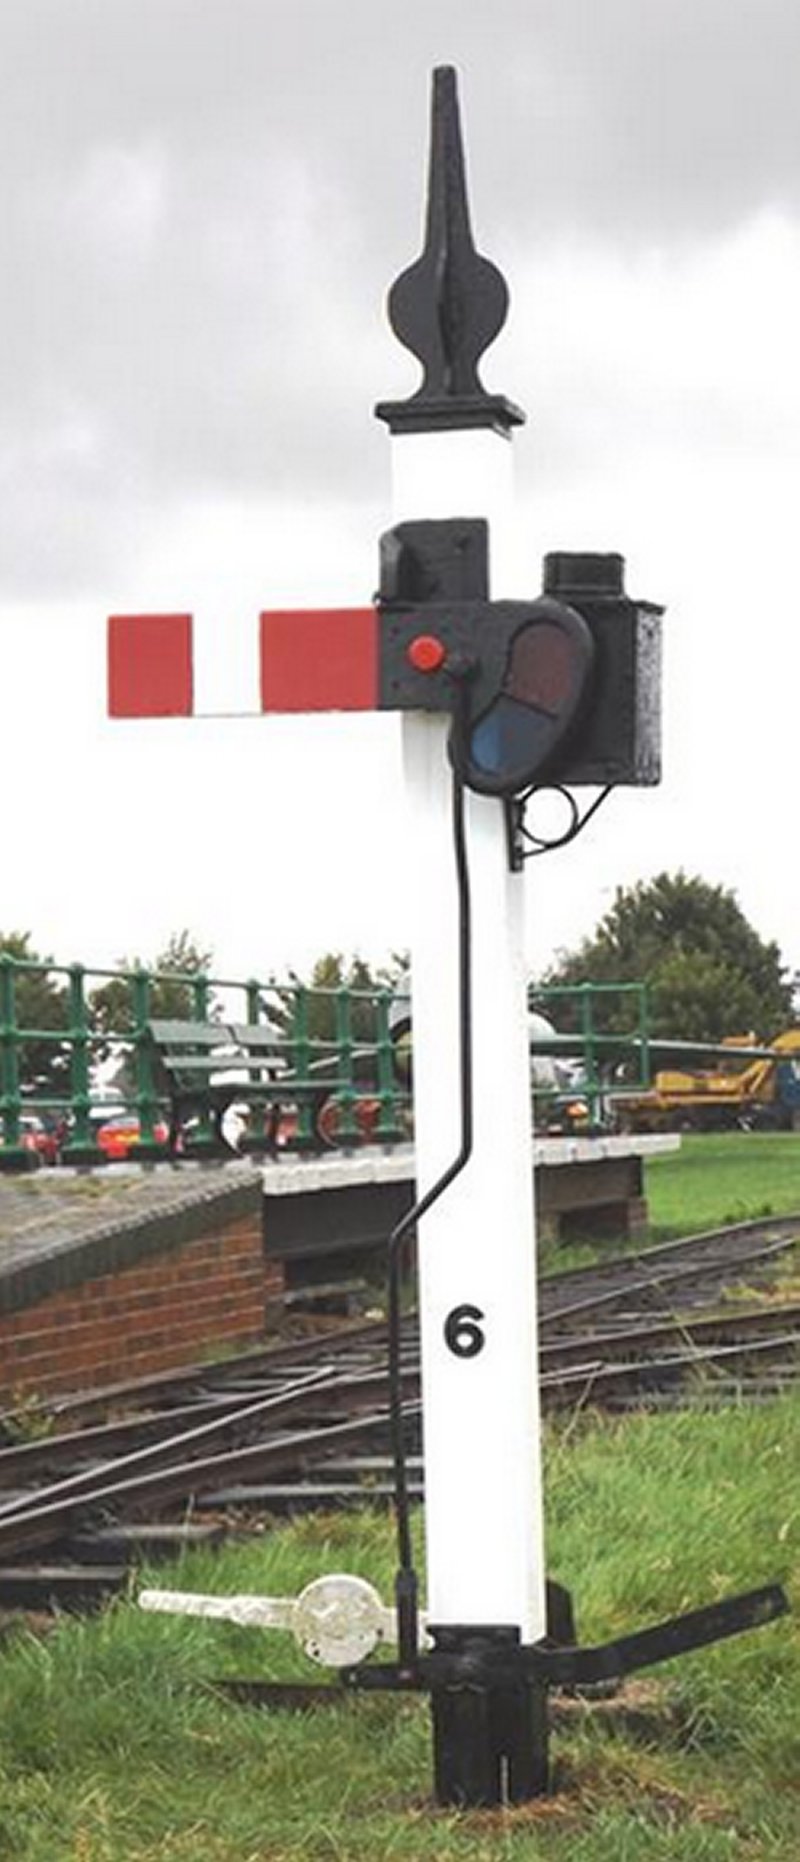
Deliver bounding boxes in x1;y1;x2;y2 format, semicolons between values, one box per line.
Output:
375;68;546;1647
118;61;789;1817
108;54;796;1819
390;435;545;1643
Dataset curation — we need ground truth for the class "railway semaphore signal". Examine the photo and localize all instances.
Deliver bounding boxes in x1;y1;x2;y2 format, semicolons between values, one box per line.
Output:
119;66;788;1812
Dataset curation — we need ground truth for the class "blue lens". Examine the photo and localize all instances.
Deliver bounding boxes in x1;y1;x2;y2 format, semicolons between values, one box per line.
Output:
470;695;552;777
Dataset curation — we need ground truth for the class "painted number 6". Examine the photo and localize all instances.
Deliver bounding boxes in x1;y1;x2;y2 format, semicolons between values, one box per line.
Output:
444;1303;486;1358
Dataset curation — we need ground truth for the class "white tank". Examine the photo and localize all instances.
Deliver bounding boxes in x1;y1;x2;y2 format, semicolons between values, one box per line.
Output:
391;976;564;1092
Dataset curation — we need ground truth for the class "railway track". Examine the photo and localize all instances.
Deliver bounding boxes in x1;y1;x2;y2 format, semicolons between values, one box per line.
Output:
0;1215;797;1612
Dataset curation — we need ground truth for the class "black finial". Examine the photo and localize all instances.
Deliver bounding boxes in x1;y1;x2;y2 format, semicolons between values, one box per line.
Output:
375;67;525;437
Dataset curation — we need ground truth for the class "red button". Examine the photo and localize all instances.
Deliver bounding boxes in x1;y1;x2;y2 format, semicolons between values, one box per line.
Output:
407;633;446;672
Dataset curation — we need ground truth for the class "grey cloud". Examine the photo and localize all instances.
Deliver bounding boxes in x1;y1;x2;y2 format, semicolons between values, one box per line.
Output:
5;0;797;232
1;0;800;594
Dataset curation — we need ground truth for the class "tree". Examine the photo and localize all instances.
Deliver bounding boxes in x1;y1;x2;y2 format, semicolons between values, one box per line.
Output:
0;932;70;1097
267;952;407;1049
540;872;792;1044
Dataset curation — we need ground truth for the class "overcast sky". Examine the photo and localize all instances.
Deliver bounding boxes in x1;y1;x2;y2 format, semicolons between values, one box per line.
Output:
2;0;799;996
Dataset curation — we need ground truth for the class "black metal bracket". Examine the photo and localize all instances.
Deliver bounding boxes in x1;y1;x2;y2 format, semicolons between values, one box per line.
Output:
213;1579;788;1808
339;1583;789;1695
505;783;613;870
338;1582;788;1804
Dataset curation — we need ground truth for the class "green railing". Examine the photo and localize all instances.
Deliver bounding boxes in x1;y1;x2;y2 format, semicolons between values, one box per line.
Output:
529;981;650;1132
0;956;410;1168
0;955;651;1167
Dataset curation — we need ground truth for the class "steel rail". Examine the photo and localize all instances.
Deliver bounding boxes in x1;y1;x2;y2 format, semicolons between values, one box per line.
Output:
539;1301;800;1370
0;1362;422;1542
0;1317;394;1436
541;1217;800;1312
545;1213;800;1283
4;1296;797;1489
542;1235;799;1327
0;1365;360;1520
0;1213;797;1583
0;1346;407;1483
540;1328;800;1405
0;1317;798;1575
1;1307;798;1552
2;1214;797;1441
1;1222;798;1487
0;1402;422;1560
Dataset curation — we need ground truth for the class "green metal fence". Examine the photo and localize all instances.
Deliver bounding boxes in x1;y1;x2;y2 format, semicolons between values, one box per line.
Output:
0;957;411;1168
528;980;650;1132
0;955;650;1168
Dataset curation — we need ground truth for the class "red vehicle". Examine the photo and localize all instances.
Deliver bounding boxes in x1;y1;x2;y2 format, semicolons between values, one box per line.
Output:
95;1114;169;1160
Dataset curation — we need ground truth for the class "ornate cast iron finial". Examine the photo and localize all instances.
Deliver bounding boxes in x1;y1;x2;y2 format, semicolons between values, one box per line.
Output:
375;66;525;436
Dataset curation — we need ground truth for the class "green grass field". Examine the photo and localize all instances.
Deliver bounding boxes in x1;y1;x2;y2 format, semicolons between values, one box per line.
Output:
0;1135;798;1859
0;1397;796;1860
645;1131;800;1240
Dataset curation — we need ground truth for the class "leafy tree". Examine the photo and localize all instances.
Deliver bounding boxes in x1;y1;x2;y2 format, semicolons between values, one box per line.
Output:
540;872;792;1044
267;952;407;1049
0;931;69;1097
89;931;216;1090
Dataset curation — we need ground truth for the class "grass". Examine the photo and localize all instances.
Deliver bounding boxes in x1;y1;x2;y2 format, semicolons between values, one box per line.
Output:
645;1132;800;1242
538;1132;800;1275
1;1133;799;1857
0;1394;797;1860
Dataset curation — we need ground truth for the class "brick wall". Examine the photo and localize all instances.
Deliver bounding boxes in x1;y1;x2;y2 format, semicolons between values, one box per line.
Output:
0;1197;284;1403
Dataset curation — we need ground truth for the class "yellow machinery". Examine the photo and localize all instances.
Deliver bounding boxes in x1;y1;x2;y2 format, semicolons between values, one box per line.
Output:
616;1029;800;1132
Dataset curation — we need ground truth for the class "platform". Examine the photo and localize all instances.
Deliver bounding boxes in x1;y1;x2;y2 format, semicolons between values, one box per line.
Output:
0;1134;679;1398
0;1164;270;1401
261;1134;680;1271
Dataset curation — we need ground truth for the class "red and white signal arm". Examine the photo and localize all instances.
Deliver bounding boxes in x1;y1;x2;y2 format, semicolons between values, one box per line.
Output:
107;609;380;718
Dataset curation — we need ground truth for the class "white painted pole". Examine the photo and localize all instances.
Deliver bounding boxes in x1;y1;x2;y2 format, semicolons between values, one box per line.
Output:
389;427;546;1643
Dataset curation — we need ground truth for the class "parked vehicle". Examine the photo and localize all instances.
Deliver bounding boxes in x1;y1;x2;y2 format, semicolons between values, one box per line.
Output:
95;1114;169;1159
